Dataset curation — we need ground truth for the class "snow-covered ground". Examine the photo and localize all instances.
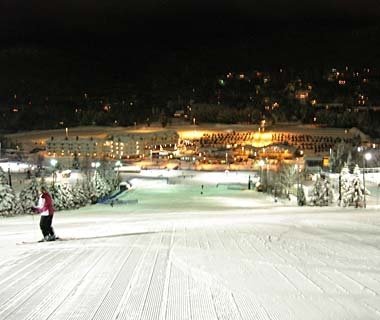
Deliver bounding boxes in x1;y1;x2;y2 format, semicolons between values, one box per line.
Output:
1;171;380;319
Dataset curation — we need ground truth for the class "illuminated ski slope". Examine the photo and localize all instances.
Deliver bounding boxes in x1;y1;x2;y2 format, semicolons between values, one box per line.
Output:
0;173;380;319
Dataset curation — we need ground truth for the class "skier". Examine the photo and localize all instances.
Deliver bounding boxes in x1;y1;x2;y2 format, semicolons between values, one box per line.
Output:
32;186;56;242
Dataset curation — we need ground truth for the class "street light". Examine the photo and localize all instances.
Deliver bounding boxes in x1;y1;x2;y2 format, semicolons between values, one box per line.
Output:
363;152;372;208
91;161;100;169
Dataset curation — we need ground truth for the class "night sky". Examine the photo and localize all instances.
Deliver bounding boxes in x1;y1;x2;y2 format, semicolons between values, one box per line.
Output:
2;1;380;39
2;1;380;79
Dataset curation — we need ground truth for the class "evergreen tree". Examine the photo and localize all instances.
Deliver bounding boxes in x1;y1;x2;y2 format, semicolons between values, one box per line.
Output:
0;167;8;185
104;165;120;191
0;167;23;216
91;170;110;200
82;178;93;201
310;174;333;206
340;163;352;207
297;185;306;206
51;184;65;211
351;164;367;208
275;163;297;198
40;175;48;190
60;184;75;209
72;181;88;208
19;177;39;214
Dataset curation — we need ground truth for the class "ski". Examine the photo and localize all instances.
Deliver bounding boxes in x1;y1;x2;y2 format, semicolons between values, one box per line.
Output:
16;237;72;245
17;231;155;245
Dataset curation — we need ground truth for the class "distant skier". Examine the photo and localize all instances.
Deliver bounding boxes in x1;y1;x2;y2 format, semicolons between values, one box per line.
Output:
32;186;56;242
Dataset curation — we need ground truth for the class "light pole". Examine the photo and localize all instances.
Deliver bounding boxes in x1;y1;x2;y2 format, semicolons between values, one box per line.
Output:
296;163;300;203
50;158;57;186
258;159;265;189
8;167;12;187
363;152;372;208
115;160;122;181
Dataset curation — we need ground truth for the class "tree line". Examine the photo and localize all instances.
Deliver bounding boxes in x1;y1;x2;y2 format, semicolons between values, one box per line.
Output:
0;166;120;217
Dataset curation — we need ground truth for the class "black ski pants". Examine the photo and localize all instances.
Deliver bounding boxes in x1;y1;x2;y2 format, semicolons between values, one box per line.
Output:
40;215;55;237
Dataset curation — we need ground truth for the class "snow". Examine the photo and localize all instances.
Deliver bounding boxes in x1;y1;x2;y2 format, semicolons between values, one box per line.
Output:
1;170;380;319
0;161;35;173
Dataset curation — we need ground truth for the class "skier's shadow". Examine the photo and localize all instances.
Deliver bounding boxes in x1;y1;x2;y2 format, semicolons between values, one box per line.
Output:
59;231;157;242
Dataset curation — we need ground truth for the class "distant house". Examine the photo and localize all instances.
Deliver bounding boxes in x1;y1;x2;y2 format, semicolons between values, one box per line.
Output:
173;110;185;118
295;90;310;104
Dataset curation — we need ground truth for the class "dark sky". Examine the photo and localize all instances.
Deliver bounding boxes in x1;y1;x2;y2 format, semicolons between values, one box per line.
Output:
1;0;380;76
2;0;380;45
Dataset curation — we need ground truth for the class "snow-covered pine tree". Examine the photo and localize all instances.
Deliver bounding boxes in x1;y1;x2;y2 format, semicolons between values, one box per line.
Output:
310;174;324;206
81;178;93;204
275;163;297;198
309;174;333;206
339;163;352;207
91;170;111;200
72;181;88;208
104;166;120;191
0;167;23;216
325;178;334;205
97;161;118;193
0;167;8;185
297;185;306;206
351;164;367;208
60;183;75;210
39;175;48;190
19;177;40;214
51;184;65;211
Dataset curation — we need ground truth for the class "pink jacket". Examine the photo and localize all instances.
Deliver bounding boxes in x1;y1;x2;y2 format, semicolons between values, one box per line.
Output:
35;192;55;216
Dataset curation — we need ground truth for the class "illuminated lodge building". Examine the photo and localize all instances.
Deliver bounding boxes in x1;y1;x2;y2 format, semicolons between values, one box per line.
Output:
103;130;179;159
46;137;101;158
45;127;368;170
46;130;180;160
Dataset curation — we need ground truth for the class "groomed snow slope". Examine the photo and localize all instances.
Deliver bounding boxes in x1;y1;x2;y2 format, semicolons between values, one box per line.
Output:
0;174;380;319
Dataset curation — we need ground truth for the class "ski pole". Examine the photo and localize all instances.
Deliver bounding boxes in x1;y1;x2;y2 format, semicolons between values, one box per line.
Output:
31;211;37;240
